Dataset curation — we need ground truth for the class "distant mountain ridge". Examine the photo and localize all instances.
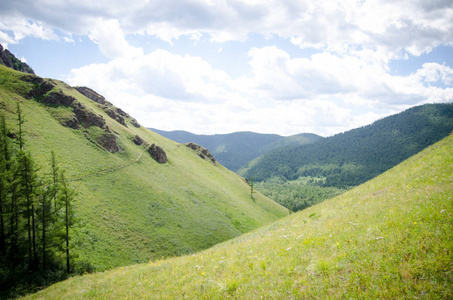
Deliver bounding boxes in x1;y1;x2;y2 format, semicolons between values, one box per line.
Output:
149;129;323;172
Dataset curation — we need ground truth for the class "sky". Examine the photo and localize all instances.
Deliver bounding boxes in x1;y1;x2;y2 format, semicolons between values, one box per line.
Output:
1;0;452;137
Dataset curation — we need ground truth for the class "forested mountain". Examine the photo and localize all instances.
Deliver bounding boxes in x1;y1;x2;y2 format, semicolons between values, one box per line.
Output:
150;129;322;172
243;103;453;188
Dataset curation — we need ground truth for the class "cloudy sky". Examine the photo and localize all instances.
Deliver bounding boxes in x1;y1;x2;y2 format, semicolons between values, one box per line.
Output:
1;0;452;136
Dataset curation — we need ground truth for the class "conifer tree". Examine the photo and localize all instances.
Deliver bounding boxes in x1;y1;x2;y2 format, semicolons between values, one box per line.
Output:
16;103;24;150
0;114;7;255
50;151;59;213
15;149;39;268
59;171;75;274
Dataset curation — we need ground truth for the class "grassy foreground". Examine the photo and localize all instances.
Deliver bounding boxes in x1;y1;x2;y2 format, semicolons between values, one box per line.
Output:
24;134;453;299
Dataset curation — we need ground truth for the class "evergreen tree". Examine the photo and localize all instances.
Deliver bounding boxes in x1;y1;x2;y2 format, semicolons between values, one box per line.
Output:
59;171;75;274
15;149;40;268
0;114;7;255
16;103;25;150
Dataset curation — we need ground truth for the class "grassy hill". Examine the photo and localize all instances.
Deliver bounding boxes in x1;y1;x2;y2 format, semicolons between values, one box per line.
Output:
0;65;288;275
23;130;453;299
150;129;322;172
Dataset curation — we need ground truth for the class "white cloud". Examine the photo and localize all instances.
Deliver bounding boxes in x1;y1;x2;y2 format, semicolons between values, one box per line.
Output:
0;17;58;44
87;19;142;58
66;45;452;136
1;0;452;57
416;63;453;85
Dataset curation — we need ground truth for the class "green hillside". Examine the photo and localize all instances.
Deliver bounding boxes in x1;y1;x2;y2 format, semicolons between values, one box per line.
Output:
23;126;453;299
150;129;322;172
0;64;288;274
240;103;453;212
244;103;453;186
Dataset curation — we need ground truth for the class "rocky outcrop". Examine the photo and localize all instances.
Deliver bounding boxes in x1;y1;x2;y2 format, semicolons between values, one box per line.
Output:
130;118;140;128
148;143;167;163
72;101;107;130
0;44;35;74
42;90;76;106
133;135;145;146
75;86;109;105
60;115;80;129
75;86;134;127
185;142;216;165
23;76;55;99
96;132;119;153
105;107;126;126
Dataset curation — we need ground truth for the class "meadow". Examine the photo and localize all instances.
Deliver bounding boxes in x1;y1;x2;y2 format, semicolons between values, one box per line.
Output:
23;129;453;299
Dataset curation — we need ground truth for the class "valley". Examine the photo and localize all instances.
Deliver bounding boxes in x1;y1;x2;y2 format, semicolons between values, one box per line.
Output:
1;47;452;299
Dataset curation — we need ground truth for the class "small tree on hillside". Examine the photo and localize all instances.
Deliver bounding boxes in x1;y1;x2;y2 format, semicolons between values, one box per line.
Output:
250;176;255;201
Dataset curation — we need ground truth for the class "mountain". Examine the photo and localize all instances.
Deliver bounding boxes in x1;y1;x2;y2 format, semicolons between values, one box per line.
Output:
0;62;288;277
0;44;34;74
243;103;453;188
23;130;453;299
150;129;322;172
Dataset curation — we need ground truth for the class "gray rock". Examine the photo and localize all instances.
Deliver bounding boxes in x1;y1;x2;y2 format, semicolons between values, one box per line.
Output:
148;143;167;163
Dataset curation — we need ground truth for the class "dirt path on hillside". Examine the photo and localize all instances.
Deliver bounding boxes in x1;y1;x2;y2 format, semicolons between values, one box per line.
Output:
68;143;150;182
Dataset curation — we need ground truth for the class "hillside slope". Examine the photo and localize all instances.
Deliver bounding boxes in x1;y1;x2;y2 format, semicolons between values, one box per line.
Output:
150;129;322;172
243;103;453;187
0;65;288;271
24;132;453;299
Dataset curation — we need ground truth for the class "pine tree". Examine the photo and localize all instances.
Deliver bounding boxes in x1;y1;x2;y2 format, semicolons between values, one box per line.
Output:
50;151;59;213
0;114;7;255
59;171;75;274
36;179;52;270
16;103;25;150
15;149;39;268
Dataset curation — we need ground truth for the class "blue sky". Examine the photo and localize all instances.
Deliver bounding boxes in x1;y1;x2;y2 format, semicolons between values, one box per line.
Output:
1;0;452;136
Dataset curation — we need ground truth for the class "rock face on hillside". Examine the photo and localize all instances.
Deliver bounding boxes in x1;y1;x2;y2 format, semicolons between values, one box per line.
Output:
148;143;167;163
22;77;119;152
42;90;76;106
186;142;216;165
75;86;140;128
97;132;120;152
0;44;35;74
72;101;108;129
133;135;145;146
75;86;109;105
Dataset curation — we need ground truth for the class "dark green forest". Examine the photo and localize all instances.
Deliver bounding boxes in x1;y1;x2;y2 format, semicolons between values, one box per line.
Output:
245;103;453;187
245;103;453;211
0;107;79;299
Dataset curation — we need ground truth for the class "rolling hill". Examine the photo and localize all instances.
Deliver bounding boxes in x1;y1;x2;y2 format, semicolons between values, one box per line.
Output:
0;63;289;277
23;123;453;299
150;129;322;172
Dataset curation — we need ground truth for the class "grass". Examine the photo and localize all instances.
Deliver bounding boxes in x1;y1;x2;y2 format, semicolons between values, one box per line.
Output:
0;65;289;272
23;129;453;299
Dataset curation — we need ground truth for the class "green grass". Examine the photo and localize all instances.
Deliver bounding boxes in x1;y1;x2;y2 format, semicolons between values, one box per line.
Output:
22;129;453;299
0;65;289;272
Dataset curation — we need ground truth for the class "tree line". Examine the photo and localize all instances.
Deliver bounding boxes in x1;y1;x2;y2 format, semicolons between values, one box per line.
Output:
0;104;76;297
